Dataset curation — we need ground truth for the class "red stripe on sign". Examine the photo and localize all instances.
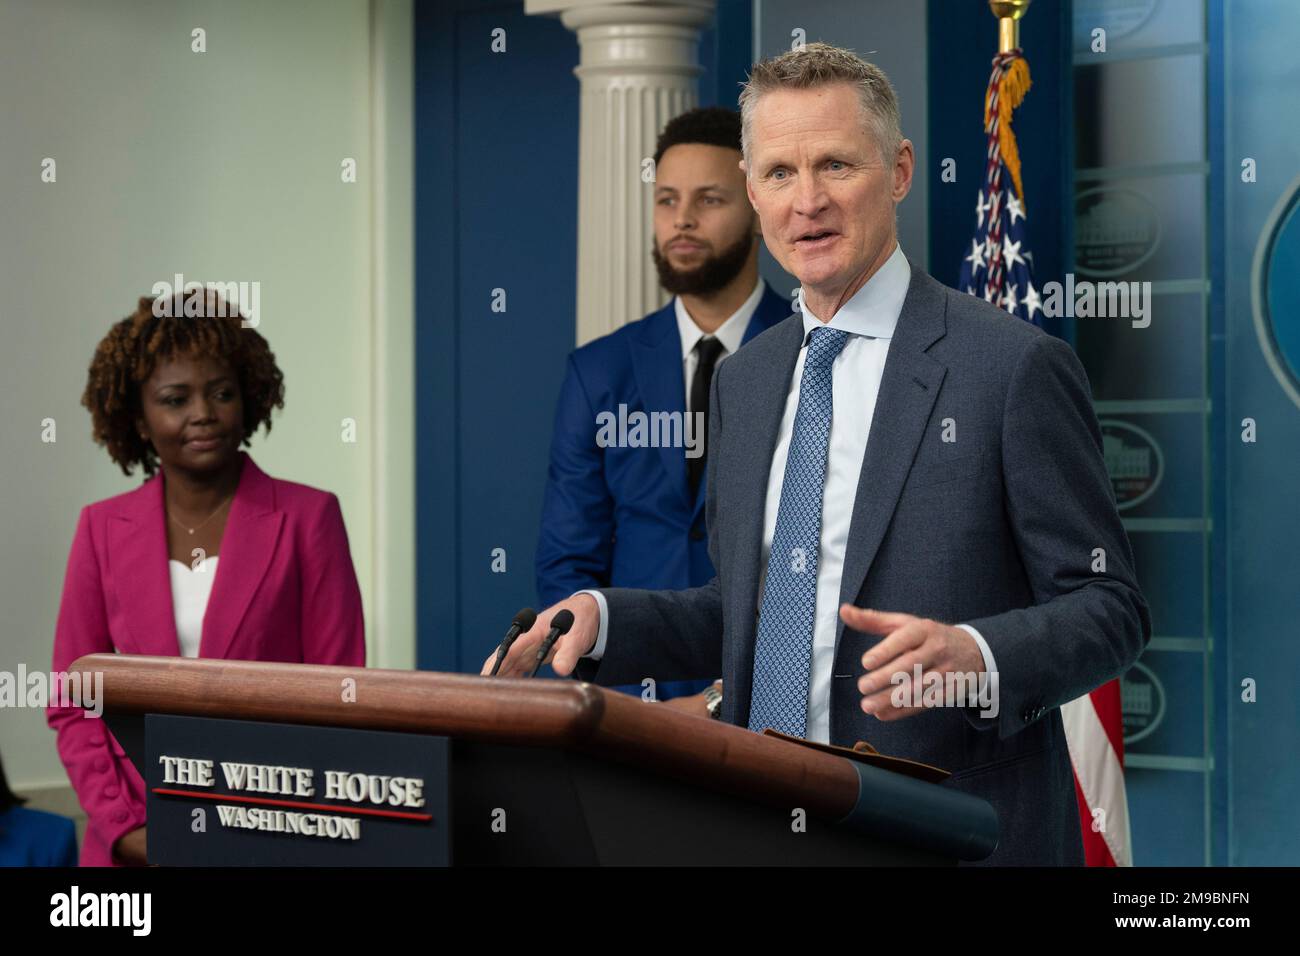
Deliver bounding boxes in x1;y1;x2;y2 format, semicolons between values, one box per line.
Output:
152;787;433;821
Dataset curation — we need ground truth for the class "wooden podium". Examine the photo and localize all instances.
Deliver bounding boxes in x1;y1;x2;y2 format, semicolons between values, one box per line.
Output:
71;654;999;866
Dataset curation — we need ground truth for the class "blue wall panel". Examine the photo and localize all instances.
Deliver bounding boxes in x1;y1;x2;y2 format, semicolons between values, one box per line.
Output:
415;0;578;672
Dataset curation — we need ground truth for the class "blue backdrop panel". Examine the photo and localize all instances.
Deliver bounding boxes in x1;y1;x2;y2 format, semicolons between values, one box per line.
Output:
1221;0;1300;866
416;0;578;672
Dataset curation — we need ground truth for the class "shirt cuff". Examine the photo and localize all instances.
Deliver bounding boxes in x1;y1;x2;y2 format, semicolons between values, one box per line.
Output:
575;589;609;660
956;623;997;679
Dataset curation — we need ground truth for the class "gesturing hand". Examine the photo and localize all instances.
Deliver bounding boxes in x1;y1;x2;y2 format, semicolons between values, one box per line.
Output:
842;605;989;721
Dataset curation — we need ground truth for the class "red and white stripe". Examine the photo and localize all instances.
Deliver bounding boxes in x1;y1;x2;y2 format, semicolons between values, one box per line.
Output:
1061;679;1132;866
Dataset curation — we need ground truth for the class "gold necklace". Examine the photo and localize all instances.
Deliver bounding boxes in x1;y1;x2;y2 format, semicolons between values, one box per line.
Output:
167;494;233;536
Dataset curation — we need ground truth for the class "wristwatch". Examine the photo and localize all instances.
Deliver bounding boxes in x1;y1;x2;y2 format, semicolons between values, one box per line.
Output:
703;681;723;720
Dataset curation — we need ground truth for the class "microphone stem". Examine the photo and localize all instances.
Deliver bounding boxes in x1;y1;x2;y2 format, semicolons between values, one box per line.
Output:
489;624;522;677
525;633;561;678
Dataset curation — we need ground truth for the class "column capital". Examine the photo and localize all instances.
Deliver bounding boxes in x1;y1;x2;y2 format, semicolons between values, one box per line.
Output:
525;0;718;344
525;0;715;27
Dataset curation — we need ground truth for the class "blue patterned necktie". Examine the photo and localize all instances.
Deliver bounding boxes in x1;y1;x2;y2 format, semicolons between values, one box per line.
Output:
748;325;851;737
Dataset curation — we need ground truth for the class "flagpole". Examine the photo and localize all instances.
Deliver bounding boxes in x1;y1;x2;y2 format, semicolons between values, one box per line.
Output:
989;0;1032;53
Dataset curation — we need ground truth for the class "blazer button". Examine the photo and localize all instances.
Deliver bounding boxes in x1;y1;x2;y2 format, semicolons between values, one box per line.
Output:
94;758;109;773
690;528;705;542
103;786;119;799
114;811;128;824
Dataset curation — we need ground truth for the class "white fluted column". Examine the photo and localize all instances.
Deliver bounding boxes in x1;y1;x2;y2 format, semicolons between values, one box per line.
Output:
527;0;715;344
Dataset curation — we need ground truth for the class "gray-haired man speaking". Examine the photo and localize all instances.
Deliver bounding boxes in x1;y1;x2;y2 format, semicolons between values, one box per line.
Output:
486;43;1150;866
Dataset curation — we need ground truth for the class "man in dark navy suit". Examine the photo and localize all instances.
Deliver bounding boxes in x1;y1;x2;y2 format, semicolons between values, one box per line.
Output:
536;108;790;695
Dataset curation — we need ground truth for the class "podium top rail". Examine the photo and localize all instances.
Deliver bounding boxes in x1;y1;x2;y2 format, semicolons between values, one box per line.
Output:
71;654;858;819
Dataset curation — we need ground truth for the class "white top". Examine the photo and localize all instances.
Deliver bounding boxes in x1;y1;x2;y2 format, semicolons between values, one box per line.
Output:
584;244;996;743
168;557;219;658
673;276;766;413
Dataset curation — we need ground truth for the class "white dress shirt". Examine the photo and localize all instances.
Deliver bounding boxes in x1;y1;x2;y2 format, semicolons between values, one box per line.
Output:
584;245;995;742
169;556;219;658
673;275;765;412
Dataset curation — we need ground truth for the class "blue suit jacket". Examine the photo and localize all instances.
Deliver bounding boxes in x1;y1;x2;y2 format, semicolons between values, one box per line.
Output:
575;260;1151;864
536;282;791;606
0;806;78;867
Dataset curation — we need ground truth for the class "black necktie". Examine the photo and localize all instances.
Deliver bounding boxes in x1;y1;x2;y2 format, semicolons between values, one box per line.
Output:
688;336;726;497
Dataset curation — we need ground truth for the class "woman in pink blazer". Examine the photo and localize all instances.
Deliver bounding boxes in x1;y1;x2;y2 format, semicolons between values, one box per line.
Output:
48;289;365;866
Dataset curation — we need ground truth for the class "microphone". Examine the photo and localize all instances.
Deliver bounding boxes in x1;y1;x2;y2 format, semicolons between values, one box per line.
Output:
490;608;537;677
525;609;575;678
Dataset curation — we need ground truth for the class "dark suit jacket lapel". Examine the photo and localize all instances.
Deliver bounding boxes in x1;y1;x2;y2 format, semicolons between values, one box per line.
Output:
629;304;692;509
200;453;283;660
724;315;806;725
691;284;797;520
107;473;178;656
740;284;795;345
833;263;949;658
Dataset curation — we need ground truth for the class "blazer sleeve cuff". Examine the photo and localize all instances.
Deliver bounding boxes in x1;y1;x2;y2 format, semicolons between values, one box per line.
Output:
575;589;609;660
956;623;1010;736
99;803;148;865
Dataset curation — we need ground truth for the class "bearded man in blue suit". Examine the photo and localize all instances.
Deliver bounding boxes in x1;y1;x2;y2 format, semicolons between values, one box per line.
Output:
536;108;790;696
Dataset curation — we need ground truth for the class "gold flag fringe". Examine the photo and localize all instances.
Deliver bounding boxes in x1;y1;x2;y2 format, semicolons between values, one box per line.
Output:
985;55;1032;211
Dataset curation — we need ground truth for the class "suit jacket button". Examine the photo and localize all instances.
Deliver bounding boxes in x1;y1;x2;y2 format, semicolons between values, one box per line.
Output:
103;786;119;799
94;758;109;773
114;812;128;824
690;528;705;541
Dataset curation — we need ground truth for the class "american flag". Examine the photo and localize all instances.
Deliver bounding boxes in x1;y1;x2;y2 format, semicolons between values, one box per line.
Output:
958;49;1042;326
959;48;1131;866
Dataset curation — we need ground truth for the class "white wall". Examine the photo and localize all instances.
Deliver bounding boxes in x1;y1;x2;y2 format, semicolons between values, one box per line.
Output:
0;0;413;793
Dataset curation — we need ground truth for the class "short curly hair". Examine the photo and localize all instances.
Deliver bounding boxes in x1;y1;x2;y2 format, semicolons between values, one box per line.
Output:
82;289;285;477
653;106;743;166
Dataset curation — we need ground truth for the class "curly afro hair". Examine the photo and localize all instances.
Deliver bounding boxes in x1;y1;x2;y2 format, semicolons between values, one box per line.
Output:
83;289;285;477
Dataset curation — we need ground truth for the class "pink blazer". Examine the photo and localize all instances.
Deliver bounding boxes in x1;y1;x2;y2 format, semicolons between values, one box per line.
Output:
47;451;365;866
